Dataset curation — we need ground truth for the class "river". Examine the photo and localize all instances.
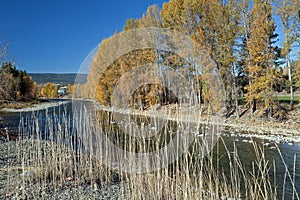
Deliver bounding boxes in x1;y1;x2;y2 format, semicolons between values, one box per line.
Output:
0;99;299;199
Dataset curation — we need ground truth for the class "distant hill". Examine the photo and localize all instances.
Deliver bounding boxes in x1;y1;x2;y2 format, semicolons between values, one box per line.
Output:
29;73;88;85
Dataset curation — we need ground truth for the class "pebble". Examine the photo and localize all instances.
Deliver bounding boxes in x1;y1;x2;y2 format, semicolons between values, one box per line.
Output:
263;143;271;147
230;133;237;137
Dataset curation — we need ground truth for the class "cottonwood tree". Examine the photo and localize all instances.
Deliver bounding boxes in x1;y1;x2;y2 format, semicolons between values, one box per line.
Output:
161;0;241;115
40;82;58;98
88;5;178;108
293;59;300;90
90;24;157;105
276;0;300;110
86;0;297;120
237;0;253;114
138;5;161;28
245;0;279;118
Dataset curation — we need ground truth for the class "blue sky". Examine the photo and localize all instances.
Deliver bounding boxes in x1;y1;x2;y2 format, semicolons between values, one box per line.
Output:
0;0;291;73
0;0;167;73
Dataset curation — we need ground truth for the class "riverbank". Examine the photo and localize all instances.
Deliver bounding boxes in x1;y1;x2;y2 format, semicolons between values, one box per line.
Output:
95;103;300;144
1;99;300;144
0;99;70;113
0;134;126;199
224;109;300;144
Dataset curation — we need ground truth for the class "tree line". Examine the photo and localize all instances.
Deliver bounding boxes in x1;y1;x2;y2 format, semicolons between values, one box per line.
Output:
87;0;300;119
0;62;38;102
40;83;73;98
0;62;74;101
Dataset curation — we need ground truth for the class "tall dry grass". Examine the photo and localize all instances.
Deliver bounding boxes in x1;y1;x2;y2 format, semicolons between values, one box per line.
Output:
2;104;298;199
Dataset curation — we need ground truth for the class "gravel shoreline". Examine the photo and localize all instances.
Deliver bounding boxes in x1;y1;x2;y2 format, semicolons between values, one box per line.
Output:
0;136;127;199
96;103;300;144
0;100;70;113
223;122;300;144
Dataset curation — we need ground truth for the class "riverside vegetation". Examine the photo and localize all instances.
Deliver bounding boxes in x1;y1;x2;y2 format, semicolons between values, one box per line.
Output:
1;0;300;133
0;0;300;199
0;104;298;199
83;0;300;122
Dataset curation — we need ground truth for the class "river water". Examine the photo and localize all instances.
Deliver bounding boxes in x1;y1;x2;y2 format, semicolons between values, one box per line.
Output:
0;99;299;199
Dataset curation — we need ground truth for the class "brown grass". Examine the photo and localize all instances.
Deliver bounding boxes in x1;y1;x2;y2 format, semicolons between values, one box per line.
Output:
1;106;298;199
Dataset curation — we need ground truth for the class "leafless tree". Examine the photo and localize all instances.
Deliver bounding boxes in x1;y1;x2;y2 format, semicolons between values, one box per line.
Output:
0;38;8;64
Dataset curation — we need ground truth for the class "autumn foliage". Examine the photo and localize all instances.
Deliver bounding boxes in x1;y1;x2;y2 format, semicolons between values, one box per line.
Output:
0;62;38;102
40;83;59;98
85;0;300;119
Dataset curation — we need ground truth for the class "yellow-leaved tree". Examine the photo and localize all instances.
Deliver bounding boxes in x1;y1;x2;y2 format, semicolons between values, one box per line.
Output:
40;83;58;98
245;0;280;118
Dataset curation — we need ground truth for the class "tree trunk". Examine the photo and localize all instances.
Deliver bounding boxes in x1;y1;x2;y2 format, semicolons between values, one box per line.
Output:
232;64;239;118
287;56;294;110
249;77;253;115
253;98;257;113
